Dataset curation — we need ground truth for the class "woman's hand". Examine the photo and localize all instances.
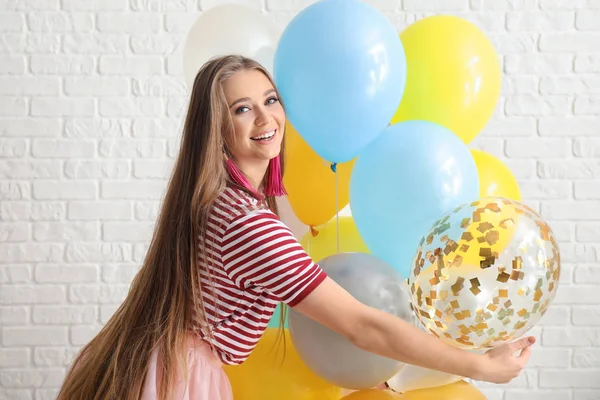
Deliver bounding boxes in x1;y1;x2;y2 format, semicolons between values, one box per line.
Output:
474;336;536;383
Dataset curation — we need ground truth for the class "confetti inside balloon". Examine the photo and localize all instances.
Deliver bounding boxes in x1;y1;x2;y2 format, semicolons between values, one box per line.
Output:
408;198;561;349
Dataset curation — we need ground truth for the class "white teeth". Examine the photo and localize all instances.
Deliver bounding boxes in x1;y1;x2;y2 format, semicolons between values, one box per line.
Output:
251;130;275;140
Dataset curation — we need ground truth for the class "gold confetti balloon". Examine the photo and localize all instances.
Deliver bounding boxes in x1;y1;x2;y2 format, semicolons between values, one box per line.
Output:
408;198;561;350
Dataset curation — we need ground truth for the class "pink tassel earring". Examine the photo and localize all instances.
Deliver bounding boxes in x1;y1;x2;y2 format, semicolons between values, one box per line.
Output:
263;155;287;197
225;158;261;197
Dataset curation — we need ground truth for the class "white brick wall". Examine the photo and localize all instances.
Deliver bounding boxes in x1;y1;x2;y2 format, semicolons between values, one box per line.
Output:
0;0;598;398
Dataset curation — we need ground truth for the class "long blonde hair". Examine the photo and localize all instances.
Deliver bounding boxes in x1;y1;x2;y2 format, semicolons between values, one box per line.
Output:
57;55;287;400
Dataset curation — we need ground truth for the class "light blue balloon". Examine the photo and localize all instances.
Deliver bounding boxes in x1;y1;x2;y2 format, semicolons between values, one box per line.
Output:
349;120;480;278
267;302;288;328
273;0;407;163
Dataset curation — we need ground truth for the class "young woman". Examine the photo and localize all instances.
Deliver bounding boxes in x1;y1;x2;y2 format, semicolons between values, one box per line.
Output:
57;55;535;400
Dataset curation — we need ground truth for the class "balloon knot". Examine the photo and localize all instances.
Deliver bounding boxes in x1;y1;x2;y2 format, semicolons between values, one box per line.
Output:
309;226;319;237
330;162;337;173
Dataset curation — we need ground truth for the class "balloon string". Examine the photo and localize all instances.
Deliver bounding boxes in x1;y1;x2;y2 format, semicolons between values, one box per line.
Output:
331;162;340;254
306;226;311;256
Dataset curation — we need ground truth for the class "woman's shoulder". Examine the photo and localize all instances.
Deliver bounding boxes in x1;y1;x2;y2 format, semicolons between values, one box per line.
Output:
211;186;272;226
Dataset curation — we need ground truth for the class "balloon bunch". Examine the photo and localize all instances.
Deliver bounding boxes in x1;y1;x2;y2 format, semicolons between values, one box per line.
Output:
182;1;561;398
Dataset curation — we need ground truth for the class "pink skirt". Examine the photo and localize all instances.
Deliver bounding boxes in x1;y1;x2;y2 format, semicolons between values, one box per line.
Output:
141;334;233;400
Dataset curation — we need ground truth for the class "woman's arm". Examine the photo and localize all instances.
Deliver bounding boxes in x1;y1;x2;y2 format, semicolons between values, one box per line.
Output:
293;276;535;384
221;210;534;383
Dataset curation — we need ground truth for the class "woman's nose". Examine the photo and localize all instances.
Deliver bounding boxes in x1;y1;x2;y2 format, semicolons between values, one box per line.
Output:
255;107;273;126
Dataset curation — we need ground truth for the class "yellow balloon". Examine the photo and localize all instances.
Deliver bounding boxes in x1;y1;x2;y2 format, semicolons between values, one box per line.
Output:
471;149;521;201
341;389;405;399
300;216;369;263
402;380;486;400
224;329;341;400
392;15;501;144
455;149;521;266
284;122;355;227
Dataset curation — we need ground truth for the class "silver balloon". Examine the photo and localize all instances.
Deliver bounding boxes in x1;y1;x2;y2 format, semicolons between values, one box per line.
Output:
289;252;413;390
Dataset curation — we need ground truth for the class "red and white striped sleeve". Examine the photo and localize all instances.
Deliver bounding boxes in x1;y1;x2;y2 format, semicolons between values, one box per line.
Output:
221;209;327;307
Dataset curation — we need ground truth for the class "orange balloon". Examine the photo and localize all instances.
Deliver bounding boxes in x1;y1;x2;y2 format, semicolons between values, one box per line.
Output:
283;122;355;227
401;380;486;400
224;329;341;400
341;389;405;399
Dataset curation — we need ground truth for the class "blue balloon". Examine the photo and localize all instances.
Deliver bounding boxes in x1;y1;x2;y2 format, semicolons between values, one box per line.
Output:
267;303;288;328
349;121;480;278
273;0;407;163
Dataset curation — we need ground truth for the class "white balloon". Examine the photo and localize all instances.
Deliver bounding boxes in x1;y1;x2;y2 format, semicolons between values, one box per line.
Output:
386;364;463;393
182;5;280;88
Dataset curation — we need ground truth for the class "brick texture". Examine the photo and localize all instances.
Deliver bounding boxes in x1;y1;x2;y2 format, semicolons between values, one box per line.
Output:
0;0;598;397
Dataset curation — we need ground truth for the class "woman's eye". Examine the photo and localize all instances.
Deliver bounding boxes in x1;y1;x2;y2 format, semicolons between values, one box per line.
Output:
266;97;279;105
235;106;250;114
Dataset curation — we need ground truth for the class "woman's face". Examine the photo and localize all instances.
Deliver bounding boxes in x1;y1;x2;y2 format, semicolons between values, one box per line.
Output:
222;69;285;167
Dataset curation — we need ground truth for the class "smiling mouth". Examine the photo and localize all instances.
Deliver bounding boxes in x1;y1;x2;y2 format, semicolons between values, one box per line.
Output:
250;130;276;141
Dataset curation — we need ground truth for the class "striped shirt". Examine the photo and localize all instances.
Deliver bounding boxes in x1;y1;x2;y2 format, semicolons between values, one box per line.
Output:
193;185;327;365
